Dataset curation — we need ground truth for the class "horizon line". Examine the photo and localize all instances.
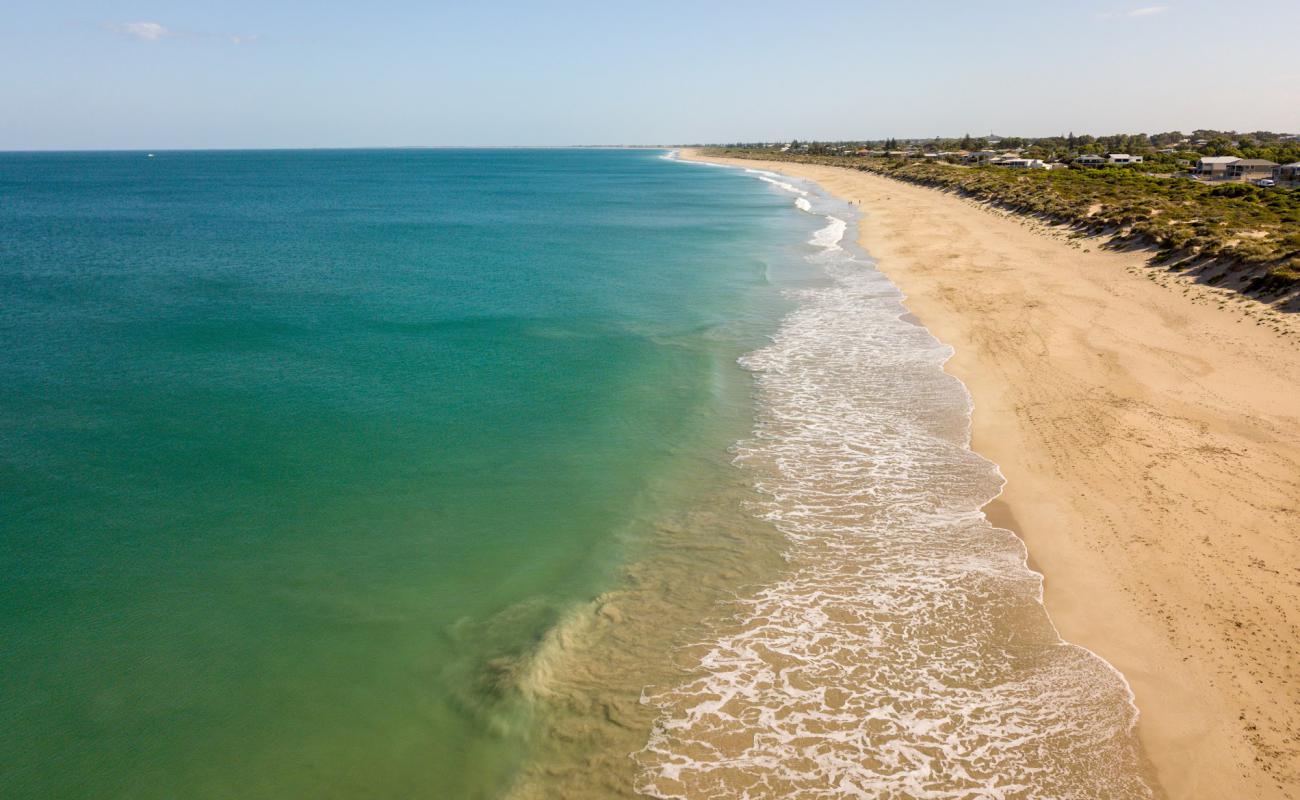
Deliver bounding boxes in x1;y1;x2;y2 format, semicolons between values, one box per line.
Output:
0;144;688;154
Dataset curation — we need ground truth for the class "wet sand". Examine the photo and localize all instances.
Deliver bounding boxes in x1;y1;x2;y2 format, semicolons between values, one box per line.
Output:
681;151;1300;799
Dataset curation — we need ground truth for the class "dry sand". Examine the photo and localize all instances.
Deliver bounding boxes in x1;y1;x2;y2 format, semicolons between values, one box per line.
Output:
681;150;1300;799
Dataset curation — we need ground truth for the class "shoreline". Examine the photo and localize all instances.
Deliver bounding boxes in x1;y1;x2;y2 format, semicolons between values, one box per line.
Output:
680;149;1300;798
499;156;815;799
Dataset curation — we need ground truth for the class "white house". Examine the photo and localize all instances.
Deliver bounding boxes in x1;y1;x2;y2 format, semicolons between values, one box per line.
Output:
1074;154;1106;167
1107;153;1144;164
1194;156;1240;178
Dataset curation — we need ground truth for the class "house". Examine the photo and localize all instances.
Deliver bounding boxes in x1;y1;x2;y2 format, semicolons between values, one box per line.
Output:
1000;158;1049;169
1194;156;1240;178
1107;153;1144;165
964;151;999;164
1226;159;1278;181
1274;163;1300;184
1074;154;1106;167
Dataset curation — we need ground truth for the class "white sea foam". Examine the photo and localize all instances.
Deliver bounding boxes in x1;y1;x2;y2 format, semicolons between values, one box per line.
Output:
809;215;847;251
747;169;810;197
794;197;812;213
635;197;1151;799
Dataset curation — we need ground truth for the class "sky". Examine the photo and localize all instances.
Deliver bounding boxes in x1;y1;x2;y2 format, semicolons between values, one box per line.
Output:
4;0;1299;150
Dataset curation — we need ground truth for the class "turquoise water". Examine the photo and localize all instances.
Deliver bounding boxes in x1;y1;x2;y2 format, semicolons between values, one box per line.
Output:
0;150;815;798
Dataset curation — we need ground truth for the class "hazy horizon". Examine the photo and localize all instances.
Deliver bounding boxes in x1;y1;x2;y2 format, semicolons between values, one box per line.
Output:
6;0;1299;151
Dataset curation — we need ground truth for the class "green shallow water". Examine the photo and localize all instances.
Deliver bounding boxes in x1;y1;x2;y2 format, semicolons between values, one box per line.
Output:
0;149;817;797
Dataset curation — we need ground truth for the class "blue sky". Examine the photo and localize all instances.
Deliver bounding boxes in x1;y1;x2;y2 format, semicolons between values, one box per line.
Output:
4;1;1298;149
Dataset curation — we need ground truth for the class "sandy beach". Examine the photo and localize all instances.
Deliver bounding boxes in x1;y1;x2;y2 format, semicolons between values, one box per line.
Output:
681;150;1300;799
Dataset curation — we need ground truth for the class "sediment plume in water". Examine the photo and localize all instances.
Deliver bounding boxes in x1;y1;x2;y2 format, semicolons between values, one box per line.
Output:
503;471;790;799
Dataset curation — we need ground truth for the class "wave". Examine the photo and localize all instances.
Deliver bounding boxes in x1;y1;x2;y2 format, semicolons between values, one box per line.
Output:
809;215;847;251
634;187;1151;799
746;169;810;198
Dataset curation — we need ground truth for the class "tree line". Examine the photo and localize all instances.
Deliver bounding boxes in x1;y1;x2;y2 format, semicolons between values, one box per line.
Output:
731;130;1300;166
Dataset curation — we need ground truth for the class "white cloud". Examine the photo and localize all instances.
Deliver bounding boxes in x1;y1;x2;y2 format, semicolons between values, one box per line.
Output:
103;21;258;45
106;21;174;41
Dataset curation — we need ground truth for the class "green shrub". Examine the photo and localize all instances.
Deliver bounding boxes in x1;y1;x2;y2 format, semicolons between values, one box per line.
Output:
1210;183;1259;199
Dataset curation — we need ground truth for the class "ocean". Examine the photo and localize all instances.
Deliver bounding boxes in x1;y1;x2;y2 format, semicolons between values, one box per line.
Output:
0;148;1149;798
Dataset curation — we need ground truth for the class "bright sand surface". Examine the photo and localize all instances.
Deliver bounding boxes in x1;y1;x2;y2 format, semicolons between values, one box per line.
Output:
681;150;1300;799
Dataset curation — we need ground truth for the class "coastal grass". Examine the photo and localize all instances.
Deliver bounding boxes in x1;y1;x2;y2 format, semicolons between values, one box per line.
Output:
704;148;1300;302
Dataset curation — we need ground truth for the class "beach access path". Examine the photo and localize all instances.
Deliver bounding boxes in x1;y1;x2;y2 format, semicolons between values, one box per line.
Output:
680;150;1300;800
